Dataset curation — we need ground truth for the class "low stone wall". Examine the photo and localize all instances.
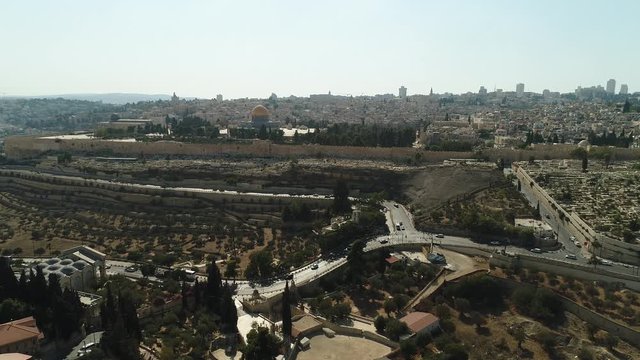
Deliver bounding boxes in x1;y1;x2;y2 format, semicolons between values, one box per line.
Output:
440;244;640;291
363;330;399;348
489;253;640;291
438;244;493;258
494;276;640;348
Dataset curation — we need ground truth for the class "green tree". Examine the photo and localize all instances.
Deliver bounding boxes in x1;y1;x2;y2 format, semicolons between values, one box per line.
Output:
245;250;275;280
206;260;222;311
225;260;238;281
346;240;366;285
604;333;619;350
282;282;292;341
384;318;408;341
443;343;469;360
243;326;280;360
400;339;417;359
0;298;30;323
374;315;387;333
513;326;526;349
453;298;471;317
332;180;351;214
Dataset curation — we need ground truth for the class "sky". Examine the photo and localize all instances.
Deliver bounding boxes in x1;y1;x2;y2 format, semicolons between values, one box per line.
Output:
1;0;639;99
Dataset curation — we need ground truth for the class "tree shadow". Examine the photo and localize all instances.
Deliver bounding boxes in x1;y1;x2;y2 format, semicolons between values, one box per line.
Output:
475;326;491;336
517;347;534;358
346;288;384;318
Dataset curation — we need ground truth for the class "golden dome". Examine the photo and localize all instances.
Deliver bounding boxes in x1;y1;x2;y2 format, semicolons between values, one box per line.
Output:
251;105;270;118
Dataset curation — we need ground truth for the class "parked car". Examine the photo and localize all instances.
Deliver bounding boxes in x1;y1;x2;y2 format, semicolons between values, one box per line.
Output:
574;241;582;247
311;264;319;270
380;239;388;244
565;254;577;260
530;248;543;254
124;265;138;273
490;241;501;246
393;203;399;208
285;273;294;280
435;234;444;238
600;259;613;266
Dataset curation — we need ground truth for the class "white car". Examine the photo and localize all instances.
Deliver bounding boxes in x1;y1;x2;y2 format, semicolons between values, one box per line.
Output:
435;234;444;238
574;241;582;247
565;254;577;260
530;248;543;254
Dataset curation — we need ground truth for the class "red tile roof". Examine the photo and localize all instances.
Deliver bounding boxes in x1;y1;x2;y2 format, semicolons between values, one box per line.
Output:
399;312;439;333
0;317;43;348
385;256;400;264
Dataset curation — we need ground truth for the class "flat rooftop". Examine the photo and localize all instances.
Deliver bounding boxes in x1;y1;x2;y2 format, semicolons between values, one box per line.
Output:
294;334;391;360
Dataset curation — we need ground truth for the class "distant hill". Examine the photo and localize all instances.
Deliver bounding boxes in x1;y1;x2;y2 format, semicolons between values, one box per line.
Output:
31;93;173;104
1;93;201;104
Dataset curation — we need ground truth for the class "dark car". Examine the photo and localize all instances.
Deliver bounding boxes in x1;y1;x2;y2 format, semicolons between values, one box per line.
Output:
124;265;138;273
285;273;294;280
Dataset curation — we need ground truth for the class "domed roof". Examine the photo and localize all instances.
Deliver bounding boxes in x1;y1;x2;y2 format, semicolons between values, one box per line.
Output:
578;139;590;147
251;105;270;118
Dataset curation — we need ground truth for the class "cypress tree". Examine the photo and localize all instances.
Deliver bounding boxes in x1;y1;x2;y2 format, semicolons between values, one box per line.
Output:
0;257;18;300
206;260;222;311
282;282;292;340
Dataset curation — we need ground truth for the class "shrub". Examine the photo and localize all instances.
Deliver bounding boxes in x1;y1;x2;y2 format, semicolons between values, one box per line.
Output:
374;315;387;333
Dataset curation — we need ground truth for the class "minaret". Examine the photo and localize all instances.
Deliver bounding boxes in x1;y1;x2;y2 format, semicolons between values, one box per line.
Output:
429;87;433;96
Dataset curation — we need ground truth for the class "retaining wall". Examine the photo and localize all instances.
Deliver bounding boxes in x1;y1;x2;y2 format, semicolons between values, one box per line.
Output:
439;244;640;291
494;276;640;348
513;163;640;265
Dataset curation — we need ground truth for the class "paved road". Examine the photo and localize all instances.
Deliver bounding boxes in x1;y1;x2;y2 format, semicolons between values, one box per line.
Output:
64;331;103;360
514;171;640;275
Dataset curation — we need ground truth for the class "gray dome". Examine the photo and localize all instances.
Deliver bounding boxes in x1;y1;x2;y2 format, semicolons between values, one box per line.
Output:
46;258;61;265
72;260;87;270
61;267;76;276
60;259;73;265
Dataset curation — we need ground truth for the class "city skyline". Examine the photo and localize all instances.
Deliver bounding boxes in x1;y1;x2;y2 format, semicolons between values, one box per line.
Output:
1;0;638;99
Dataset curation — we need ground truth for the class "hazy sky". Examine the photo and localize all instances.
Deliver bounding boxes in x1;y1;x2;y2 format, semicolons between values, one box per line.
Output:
1;0;638;99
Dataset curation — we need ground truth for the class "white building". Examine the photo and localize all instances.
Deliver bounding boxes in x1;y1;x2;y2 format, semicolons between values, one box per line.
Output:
216;94;223;102
620;84;629;95
515;218;555;246
606;79;616;94
516;83;525;97
399;86;407;98
35;258;95;291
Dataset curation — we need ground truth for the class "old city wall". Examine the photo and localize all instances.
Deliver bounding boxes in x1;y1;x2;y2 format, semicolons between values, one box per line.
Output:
5;136;458;162
513;164;640;265
7;136;640;163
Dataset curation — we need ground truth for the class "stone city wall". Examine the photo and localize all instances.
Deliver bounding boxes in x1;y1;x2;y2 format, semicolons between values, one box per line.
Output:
6;136;640;164
4;136;461;162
